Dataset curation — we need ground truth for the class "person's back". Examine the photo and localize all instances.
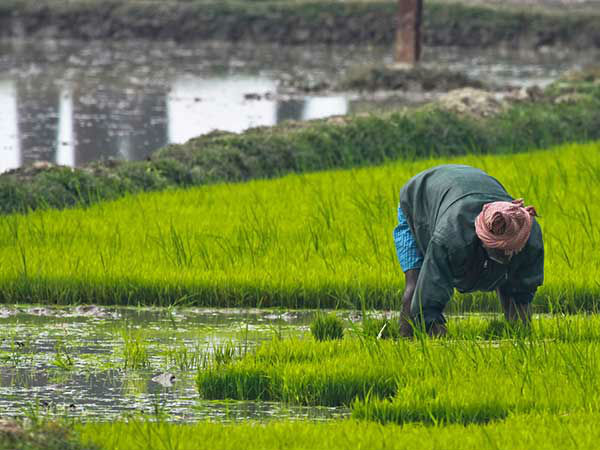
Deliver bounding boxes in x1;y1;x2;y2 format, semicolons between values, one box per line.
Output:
400;164;511;254
394;164;544;335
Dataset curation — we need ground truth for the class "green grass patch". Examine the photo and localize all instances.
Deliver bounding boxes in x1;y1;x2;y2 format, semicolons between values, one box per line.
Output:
310;313;345;341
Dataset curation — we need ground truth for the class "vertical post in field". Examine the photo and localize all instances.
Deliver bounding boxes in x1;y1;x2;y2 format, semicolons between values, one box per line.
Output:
395;0;423;66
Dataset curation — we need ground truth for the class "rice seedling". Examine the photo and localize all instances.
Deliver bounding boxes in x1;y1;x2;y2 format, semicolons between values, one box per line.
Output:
197;315;600;424
119;328;150;370
359;317;401;339
76;412;600;450
211;342;237;367
51;339;74;371
310;313;344;341
161;342;206;372
0;142;596;311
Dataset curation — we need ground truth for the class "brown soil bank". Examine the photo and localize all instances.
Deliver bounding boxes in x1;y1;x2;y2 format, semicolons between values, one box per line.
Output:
2;1;600;50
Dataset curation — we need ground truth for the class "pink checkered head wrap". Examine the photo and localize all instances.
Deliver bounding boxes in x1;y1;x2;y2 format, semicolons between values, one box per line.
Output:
475;199;538;254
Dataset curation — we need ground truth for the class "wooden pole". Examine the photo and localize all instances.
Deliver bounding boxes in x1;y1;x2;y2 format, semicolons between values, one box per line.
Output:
395;0;423;66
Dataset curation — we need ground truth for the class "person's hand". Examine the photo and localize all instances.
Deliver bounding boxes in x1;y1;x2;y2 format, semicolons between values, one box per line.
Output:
428;322;447;338
399;317;414;338
497;289;531;325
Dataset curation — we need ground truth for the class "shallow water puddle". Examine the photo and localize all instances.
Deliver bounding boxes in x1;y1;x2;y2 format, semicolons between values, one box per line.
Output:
0;306;348;421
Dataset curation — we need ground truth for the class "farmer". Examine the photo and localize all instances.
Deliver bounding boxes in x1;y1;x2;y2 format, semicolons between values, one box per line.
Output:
393;164;544;337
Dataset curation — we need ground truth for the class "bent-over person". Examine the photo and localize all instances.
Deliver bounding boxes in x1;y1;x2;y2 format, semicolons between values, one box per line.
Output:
393;164;544;337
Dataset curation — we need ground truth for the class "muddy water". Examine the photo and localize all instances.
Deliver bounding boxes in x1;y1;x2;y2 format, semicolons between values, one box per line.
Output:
0;38;593;172
0;306;346;422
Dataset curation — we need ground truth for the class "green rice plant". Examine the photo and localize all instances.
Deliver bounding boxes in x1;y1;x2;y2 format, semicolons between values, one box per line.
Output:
197;317;600;422
211;342;237;367
51;339;74;371
479;318;532;340
0;142;597;310
77;412;600;450
359;317;401;339
310;313;344;341
162;342;206;371
119;328;150;370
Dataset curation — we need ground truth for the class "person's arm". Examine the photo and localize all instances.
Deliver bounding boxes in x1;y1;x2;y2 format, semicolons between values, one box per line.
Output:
408;239;454;337
497;288;531;324
497;238;543;325
400;269;420;337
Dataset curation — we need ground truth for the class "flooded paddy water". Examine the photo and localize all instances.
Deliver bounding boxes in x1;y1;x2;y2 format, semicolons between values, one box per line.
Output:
0;306;346;422
0;38;595;172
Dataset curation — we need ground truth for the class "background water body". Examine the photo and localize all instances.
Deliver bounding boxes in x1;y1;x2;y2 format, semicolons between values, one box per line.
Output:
0;38;592;173
0;306;347;422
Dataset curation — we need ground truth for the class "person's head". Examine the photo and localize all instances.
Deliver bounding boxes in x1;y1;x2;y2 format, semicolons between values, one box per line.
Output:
475;199;537;264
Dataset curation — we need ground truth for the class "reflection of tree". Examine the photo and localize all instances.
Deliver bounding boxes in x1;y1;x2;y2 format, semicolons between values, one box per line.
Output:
73;82;168;166
17;79;59;165
396;0;423;66
127;91;168;161
0;80;21;172
276;100;305;123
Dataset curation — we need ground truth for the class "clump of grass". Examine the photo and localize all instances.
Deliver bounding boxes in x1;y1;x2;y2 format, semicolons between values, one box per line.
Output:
211;342;237;367
482;318;531;340
360;318;401;340
51;339;75;370
163;342;205;371
351;396;510;425
119;328;150;370
310;313;344;341
197;318;600;422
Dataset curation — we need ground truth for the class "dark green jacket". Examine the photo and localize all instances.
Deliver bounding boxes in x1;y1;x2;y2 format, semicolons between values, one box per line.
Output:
400;164;544;325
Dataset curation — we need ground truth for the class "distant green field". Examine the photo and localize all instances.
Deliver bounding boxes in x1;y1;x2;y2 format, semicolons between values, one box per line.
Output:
0;141;597;309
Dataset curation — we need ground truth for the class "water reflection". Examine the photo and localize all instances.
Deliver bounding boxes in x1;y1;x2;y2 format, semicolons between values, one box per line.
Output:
0;39;592;172
0;79;20;172
303;96;348;120
72;81;169;165
0;74;349;172
168;76;279;141
0;306;350;422
56;86;74;166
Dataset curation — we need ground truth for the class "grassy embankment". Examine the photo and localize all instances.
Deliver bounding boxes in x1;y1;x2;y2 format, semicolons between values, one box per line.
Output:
1;81;600;215
0;141;597;309
3;0;600;50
